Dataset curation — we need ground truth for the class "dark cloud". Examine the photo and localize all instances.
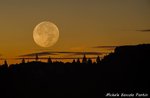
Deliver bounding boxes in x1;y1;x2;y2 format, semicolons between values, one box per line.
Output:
56;51;104;55
136;29;150;32
19;52;57;57
93;46;117;49
19;51;105;57
16;57;97;60
71;52;105;55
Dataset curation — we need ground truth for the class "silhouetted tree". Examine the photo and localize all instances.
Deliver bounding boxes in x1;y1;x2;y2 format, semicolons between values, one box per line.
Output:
48;57;52;64
72;59;76;63
21;58;25;64
4;60;7;65
87;58;92;64
35;54;39;62
77;58;80;64
96;56;101;64
82;54;87;64
2;60;8;69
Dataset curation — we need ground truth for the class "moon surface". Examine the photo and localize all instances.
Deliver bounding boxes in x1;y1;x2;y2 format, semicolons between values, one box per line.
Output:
33;21;59;47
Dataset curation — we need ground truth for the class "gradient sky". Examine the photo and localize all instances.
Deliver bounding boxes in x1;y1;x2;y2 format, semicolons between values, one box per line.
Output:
0;0;150;64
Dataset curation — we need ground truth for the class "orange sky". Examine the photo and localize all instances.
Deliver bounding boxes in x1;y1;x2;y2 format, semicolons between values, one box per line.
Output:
0;0;150;64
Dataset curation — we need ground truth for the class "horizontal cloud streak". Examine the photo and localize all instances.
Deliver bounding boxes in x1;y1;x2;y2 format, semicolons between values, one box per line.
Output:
19;51;105;57
93;46;116;48
19;52;57;57
72;52;104;55
16;57;97;60
93;46;117;50
136;29;150;32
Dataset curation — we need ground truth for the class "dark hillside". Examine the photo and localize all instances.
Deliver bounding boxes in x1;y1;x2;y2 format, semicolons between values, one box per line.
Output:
0;44;149;98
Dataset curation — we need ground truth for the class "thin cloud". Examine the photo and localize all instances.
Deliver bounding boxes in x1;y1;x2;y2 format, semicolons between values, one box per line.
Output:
19;52;57;57
15;57;97;60
19;51;105;57
56;51;104;55
136;29;150;32
72;52;105;55
93;46;117;49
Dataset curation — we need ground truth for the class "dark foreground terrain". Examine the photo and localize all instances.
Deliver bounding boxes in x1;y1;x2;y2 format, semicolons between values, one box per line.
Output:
0;44;149;98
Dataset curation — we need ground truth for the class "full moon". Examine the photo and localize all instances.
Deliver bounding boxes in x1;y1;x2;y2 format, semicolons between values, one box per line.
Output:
33;21;59;47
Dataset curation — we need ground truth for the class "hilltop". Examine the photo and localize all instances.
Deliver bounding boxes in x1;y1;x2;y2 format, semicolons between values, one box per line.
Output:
0;44;149;98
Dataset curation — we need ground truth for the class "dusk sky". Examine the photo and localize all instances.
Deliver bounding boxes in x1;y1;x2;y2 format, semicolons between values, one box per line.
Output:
0;0;150;64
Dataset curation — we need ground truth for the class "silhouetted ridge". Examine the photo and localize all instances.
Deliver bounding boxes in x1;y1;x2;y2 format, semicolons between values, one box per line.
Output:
102;44;150;65
0;44;149;98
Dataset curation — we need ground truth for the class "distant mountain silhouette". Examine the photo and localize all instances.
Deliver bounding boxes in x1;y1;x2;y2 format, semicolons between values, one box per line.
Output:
0;44;149;98
101;44;150;74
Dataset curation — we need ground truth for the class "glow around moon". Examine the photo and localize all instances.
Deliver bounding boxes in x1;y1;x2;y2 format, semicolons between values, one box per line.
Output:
33;21;59;47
